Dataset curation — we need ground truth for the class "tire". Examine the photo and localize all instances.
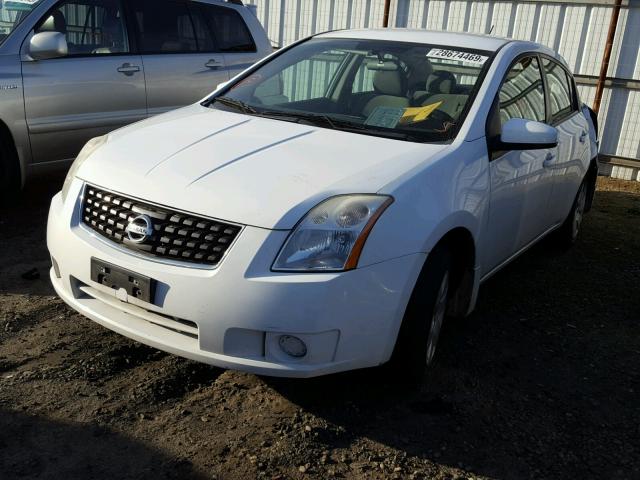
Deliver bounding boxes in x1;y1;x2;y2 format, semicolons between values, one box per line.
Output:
388;245;452;385
0;135;20;201
555;179;588;249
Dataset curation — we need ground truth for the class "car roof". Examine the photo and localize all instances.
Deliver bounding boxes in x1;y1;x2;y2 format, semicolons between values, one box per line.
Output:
318;28;518;53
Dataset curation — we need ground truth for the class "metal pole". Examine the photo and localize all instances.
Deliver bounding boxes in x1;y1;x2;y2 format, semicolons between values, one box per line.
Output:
593;0;622;114
382;0;391;27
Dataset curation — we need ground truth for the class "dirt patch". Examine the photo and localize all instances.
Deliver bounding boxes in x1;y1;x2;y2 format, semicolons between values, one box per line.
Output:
0;177;639;480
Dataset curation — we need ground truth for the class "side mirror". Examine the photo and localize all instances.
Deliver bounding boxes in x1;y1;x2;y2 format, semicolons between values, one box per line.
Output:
499;118;558;150
29;31;68;60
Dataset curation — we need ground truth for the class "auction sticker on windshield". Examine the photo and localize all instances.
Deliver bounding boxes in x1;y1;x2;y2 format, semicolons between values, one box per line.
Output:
427;48;488;65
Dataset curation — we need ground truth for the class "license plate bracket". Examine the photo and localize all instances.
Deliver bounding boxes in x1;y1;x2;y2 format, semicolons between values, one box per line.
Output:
90;258;156;304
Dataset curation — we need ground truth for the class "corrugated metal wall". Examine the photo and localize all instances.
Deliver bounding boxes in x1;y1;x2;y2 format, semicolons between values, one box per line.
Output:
244;0;640;165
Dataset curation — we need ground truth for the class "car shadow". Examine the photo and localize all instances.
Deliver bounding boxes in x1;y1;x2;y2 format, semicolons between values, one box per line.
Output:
0;408;208;480
265;188;640;479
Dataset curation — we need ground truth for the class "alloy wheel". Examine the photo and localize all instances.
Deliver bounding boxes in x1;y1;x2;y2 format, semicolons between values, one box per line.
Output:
426;271;449;366
572;184;587;241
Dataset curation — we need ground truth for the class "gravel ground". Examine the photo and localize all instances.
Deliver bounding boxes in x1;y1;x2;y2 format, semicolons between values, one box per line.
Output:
0;176;638;480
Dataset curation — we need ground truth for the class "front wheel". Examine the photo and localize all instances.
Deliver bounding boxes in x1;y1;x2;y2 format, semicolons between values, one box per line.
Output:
555;180;587;248
388;246;452;384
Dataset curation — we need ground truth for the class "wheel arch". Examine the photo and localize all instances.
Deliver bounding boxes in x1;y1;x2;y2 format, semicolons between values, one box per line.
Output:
0;117;23;189
585;156;598;213
386;224;478;373
411;209;480;317
430;226;477;318
405;219;479;323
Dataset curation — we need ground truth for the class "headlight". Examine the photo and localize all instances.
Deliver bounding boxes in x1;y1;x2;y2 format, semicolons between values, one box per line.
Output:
60;135;107;202
273;195;393;272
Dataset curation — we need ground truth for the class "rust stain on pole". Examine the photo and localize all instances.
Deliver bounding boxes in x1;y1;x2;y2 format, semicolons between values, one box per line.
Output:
382;0;391;27
593;0;622;114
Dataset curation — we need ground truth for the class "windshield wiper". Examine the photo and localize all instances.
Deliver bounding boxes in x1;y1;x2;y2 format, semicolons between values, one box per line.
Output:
262;111;425;142
326;119;426;142
214;102;425;142
253;110;338;130
214;96;257;114
291;112;338;129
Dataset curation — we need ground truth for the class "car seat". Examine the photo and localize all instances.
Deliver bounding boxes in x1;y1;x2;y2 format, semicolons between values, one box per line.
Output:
412;71;469;120
362;68;410;117
93;10;125;54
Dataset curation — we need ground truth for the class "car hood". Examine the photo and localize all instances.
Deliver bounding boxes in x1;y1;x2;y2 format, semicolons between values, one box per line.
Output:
78;104;448;229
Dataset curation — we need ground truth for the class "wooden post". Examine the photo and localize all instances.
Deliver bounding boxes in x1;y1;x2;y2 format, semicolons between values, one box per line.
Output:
382;0;391;27
593;0;622;114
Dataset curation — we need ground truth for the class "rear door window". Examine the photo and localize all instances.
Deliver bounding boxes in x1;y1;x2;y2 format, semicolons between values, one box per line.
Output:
543;58;576;122
200;4;255;53
188;5;214;52
130;0;198;53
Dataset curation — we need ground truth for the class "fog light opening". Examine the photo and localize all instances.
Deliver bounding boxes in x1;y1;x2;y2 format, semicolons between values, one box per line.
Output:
278;335;307;358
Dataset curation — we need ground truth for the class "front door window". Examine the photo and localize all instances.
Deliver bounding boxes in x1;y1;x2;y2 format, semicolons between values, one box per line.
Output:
35;0;128;55
498;56;546;125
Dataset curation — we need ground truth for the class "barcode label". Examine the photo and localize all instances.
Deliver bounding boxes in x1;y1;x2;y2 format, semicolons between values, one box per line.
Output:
426;48;488;65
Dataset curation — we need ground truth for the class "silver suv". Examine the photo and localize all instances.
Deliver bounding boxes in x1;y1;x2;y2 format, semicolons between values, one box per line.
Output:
0;0;271;193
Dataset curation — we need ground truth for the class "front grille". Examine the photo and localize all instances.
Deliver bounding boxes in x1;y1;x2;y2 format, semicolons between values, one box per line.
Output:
81;185;241;266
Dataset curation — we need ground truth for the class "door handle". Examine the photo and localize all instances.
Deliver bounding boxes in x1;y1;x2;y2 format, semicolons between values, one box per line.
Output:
579;130;588;143
117;63;141;76
205;59;222;69
543;152;555;168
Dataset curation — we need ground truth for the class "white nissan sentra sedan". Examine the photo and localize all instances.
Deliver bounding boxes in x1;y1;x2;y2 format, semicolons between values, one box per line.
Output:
48;29;599;379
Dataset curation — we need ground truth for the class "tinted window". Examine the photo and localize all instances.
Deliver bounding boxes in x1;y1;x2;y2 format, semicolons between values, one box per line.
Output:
499;56;545;125
36;0;128;55
131;0;197;53
543;58;575;120
202;5;255;52
189;7;214;52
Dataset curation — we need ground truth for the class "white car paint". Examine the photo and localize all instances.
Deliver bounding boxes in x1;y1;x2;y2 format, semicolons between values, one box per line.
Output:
79;105;448;231
47;29;597;377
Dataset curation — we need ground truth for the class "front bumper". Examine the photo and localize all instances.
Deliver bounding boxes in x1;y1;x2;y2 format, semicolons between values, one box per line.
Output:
47;181;425;377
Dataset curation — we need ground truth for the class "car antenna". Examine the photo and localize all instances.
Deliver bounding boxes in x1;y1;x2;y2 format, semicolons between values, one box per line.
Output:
488;25;495;35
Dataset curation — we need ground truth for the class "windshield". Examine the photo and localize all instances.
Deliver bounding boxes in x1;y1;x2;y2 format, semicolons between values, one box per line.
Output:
208;38;493;143
0;0;41;46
